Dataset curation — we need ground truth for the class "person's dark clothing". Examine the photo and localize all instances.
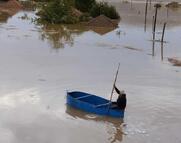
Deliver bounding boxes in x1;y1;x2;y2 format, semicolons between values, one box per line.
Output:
115;86;121;94
114;86;127;110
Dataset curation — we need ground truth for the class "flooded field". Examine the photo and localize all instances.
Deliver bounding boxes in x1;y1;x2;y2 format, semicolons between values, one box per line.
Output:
0;1;181;143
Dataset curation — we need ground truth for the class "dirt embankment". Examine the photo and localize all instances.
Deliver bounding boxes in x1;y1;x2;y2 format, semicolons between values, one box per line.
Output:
0;0;22;16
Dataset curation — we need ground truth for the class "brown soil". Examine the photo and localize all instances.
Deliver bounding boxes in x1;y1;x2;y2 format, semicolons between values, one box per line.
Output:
0;0;22;16
87;15;118;27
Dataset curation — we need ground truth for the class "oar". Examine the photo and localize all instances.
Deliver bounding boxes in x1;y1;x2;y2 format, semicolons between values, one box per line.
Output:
107;63;120;112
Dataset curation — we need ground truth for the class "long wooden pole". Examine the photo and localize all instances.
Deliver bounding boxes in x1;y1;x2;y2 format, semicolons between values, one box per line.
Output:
153;6;158;42
144;0;148;32
161;22;167;43
161;22;166;60
161;42;163;60
107;63;120;113
109;63;120;102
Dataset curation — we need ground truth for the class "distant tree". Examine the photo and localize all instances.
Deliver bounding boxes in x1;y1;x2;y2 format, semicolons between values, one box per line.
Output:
67;0;75;6
90;2;120;19
37;0;120;24
75;0;95;12
38;0;78;24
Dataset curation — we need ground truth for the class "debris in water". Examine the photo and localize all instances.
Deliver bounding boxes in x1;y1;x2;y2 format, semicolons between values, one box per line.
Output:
168;58;181;66
38;78;46;82
123;45;143;51
166;2;181;9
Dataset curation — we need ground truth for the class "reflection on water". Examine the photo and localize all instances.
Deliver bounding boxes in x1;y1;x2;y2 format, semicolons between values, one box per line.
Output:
0;88;40;108
39;24;117;49
90;26;117;35
0;11;10;23
0;2;181;142
40;24;89;49
66;105;124;143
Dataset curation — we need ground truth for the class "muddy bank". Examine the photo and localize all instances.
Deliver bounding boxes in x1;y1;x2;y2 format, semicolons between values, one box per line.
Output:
0;0;22;19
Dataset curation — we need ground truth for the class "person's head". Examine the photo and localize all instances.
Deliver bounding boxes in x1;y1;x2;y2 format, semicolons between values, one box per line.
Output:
120;90;125;95
120;90;126;97
121;93;126;97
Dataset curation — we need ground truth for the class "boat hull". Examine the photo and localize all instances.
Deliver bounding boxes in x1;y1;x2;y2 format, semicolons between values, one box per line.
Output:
66;91;124;118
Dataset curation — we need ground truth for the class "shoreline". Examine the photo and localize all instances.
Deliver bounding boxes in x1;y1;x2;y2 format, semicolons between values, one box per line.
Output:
97;0;181;4
110;1;181;27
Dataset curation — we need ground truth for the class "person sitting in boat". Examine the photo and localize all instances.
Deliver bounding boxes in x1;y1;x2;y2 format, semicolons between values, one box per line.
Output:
112;85;127;110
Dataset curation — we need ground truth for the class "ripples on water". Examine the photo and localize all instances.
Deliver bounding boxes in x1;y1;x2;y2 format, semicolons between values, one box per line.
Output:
0;2;181;143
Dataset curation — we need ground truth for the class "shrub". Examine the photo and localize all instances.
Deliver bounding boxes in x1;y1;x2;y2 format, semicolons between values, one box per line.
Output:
38;0;78;24
37;0;119;24
90;2;120;19
79;13;91;22
33;0;52;2
75;0;96;12
20;1;36;11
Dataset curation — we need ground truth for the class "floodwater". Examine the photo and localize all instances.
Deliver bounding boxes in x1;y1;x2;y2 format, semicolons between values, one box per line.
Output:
0;1;181;143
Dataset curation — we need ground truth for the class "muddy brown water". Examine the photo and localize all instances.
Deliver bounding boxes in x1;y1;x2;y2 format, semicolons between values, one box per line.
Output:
0;1;181;143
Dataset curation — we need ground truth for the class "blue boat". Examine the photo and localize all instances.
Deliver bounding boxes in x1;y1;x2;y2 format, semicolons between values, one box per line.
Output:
66;91;124;118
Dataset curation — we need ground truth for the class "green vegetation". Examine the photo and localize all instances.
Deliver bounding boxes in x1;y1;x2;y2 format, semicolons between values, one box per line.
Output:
75;0;95;12
79;13;91;22
90;2;120;19
37;0;120;24
40;24;88;49
20;1;36;11
33;0;51;2
38;0;78;24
